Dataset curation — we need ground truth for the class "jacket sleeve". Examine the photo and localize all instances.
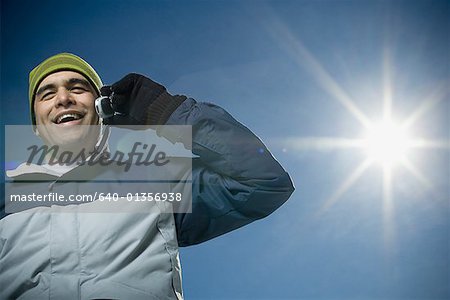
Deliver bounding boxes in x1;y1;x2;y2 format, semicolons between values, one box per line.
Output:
164;98;295;246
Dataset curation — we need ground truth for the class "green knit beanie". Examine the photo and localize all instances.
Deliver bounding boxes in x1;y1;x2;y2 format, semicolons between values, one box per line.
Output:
29;53;103;125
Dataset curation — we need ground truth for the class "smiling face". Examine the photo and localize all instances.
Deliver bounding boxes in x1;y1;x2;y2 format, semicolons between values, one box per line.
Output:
33;71;101;153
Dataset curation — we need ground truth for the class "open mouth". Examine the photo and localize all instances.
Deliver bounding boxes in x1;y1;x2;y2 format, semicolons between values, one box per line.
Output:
54;112;84;124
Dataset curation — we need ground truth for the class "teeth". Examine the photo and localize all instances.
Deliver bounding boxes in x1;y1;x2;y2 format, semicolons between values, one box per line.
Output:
57;113;82;124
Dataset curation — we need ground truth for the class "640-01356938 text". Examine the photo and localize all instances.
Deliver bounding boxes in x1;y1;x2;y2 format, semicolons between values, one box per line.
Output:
100;192;183;202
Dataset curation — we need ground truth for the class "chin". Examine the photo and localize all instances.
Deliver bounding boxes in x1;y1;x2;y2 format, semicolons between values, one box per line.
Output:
42;125;101;152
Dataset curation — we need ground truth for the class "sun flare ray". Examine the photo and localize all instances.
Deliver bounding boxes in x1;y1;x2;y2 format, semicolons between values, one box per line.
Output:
382;164;396;250
408;139;450;149
282;137;365;150
400;157;433;190
383;47;393;120
318;158;373;215
401;84;449;131
258;5;372;129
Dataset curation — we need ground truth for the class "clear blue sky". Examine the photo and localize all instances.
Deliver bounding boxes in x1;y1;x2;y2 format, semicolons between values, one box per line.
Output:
1;0;449;299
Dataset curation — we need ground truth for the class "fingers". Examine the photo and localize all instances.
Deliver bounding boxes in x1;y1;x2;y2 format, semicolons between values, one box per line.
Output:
104;73;168;126
107;74;138;114
111;73;139;94
100;86;112;97
110;93;130;114
111;73;165;95
109;73;140;113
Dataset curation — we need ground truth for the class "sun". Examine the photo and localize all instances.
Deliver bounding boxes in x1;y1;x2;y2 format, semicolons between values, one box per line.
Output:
363;119;411;167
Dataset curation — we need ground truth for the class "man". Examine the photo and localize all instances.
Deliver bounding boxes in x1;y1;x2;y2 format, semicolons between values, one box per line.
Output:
0;53;294;299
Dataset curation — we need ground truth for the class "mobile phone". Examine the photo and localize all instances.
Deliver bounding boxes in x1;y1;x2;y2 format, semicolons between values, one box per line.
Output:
95;95;115;119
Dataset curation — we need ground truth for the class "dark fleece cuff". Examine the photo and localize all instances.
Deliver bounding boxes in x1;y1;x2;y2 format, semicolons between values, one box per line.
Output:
146;91;187;125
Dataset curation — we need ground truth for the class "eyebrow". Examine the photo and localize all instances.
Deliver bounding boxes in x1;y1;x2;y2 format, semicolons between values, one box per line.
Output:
35;78;93;98
35;83;56;98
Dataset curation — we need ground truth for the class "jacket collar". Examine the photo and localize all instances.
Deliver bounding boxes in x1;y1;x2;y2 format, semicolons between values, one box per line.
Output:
6;124;110;179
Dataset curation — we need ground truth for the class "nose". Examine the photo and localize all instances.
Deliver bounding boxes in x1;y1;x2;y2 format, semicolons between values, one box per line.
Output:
54;88;75;108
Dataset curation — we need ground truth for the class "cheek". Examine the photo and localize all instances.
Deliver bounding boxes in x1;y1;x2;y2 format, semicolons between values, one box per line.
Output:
81;96;99;123
88;110;100;124
34;102;50;123
81;94;96;108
